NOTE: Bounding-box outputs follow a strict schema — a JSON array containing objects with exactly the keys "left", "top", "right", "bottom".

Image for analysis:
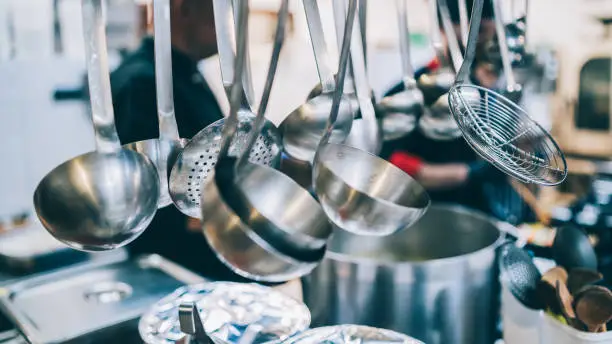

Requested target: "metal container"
[
  {"left": 286, "top": 325, "right": 424, "bottom": 344},
  {"left": 302, "top": 204, "right": 507, "bottom": 344},
  {"left": 0, "top": 254, "right": 204, "bottom": 344}
]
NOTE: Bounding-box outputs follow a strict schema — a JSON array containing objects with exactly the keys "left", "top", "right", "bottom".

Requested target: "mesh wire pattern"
[{"left": 448, "top": 84, "right": 567, "bottom": 185}]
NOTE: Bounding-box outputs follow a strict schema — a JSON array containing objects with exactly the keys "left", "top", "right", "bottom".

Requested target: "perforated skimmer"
[{"left": 447, "top": 0, "right": 567, "bottom": 186}]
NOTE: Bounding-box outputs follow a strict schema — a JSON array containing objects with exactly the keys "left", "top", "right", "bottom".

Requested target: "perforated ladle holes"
[{"left": 186, "top": 135, "right": 276, "bottom": 205}]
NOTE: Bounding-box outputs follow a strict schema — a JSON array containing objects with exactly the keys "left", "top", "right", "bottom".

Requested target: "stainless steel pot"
[{"left": 302, "top": 204, "right": 508, "bottom": 344}]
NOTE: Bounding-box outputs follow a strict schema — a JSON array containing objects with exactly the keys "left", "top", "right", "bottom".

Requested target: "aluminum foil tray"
[
  {"left": 285, "top": 325, "right": 425, "bottom": 344},
  {"left": 139, "top": 282, "right": 310, "bottom": 344}
]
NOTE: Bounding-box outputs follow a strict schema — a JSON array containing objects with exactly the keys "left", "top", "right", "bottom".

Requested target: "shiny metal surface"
[
  {"left": 33, "top": 0, "right": 160, "bottom": 251},
  {"left": 312, "top": 0, "right": 429, "bottom": 236},
  {"left": 313, "top": 143, "right": 429, "bottom": 235},
  {"left": 419, "top": 93, "right": 461, "bottom": 140},
  {"left": 279, "top": 0, "right": 355, "bottom": 163},
  {"left": 178, "top": 302, "right": 214, "bottom": 344},
  {"left": 0, "top": 254, "right": 203, "bottom": 344},
  {"left": 286, "top": 325, "right": 424, "bottom": 344},
  {"left": 140, "top": 282, "right": 311, "bottom": 344},
  {"left": 447, "top": 0, "right": 567, "bottom": 185},
  {"left": 200, "top": 0, "right": 326, "bottom": 282},
  {"left": 123, "top": 0, "right": 186, "bottom": 209},
  {"left": 302, "top": 204, "right": 506, "bottom": 344},
  {"left": 169, "top": 112, "right": 281, "bottom": 219},
  {"left": 492, "top": 0, "right": 522, "bottom": 103},
  {"left": 378, "top": 0, "right": 424, "bottom": 141}
]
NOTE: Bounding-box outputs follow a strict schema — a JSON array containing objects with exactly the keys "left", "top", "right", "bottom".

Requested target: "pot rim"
[{"left": 324, "top": 203, "right": 511, "bottom": 267}]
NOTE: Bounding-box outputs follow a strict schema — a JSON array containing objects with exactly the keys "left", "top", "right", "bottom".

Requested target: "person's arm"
[{"left": 112, "top": 75, "right": 159, "bottom": 145}]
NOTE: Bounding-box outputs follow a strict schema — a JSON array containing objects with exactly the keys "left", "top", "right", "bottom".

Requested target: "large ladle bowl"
[{"left": 34, "top": 0, "right": 160, "bottom": 251}]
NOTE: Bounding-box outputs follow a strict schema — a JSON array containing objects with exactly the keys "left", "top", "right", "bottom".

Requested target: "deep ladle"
[{"left": 33, "top": 0, "right": 160, "bottom": 251}]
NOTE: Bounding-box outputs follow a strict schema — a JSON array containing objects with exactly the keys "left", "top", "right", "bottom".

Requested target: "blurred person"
[{"left": 110, "top": 0, "right": 253, "bottom": 281}]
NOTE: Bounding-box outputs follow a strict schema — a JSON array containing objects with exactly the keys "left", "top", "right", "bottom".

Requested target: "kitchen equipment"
[
  {"left": 491, "top": 0, "right": 522, "bottom": 103},
  {"left": 458, "top": 0, "right": 469, "bottom": 47},
  {"left": 286, "top": 325, "right": 424, "bottom": 344},
  {"left": 201, "top": 0, "right": 330, "bottom": 282},
  {"left": 311, "top": 0, "right": 429, "bottom": 236},
  {"left": 168, "top": 0, "right": 281, "bottom": 220},
  {"left": 123, "top": 0, "right": 187, "bottom": 209},
  {"left": 568, "top": 268, "right": 604, "bottom": 295},
  {"left": 556, "top": 280, "right": 584, "bottom": 330},
  {"left": 139, "top": 282, "right": 311, "bottom": 344},
  {"left": 0, "top": 254, "right": 203, "bottom": 344},
  {"left": 447, "top": 0, "right": 567, "bottom": 186},
  {"left": 303, "top": 204, "right": 504, "bottom": 344},
  {"left": 331, "top": 0, "right": 380, "bottom": 155},
  {"left": 0, "top": 330, "right": 26, "bottom": 344},
  {"left": 499, "top": 242, "right": 543, "bottom": 310},
  {"left": 33, "top": 0, "right": 160, "bottom": 251},
  {"left": 279, "top": 0, "right": 355, "bottom": 164},
  {"left": 574, "top": 285, "right": 612, "bottom": 332},
  {"left": 378, "top": 0, "right": 425, "bottom": 140},
  {"left": 552, "top": 225, "right": 598, "bottom": 271},
  {"left": 541, "top": 310, "right": 612, "bottom": 344},
  {"left": 178, "top": 303, "right": 214, "bottom": 344},
  {"left": 539, "top": 266, "right": 568, "bottom": 313}
]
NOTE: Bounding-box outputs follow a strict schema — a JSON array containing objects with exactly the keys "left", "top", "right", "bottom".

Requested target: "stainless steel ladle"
[{"left": 33, "top": 0, "right": 160, "bottom": 251}]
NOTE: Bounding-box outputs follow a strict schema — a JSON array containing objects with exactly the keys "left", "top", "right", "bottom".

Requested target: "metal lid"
[
  {"left": 139, "top": 282, "right": 310, "bottom": 344},
  {"left": 286, "top": 325, "right": 424, "bottom": 344}
]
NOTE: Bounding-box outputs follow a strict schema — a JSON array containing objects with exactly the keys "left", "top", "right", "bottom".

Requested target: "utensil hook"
[
  {"left": 235, "top": 0, "right": 289, "bottom": 171},
  {"left": 153, "top": 0, "right": 180, "bottom": 140},
  {"left": 82, "top": 0, "right": 121, "bottom": 153}
]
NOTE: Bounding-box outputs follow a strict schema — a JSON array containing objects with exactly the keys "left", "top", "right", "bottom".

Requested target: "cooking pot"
[{"left": 302, "top": 204, "right": 510, "bottom": 344}]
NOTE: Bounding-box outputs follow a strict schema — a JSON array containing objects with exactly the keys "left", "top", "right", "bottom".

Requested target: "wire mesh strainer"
[{"left": 448, "top": 0, "right": 567, "bottom": 186}]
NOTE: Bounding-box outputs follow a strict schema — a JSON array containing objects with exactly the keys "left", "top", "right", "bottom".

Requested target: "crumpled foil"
[
  {"left": 285, "top": 325, "right": 424, "bottom": 344},
  {"left": 139, "top": 282, "right": 310, "bottom": 344}
]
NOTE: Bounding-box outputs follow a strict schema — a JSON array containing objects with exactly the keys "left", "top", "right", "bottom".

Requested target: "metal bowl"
[
  {"left": 313, "top": 143, "right": 430, "bottom": 236},
  {"left": 33, "top": 150, "right": 160, "bottom": 251}
]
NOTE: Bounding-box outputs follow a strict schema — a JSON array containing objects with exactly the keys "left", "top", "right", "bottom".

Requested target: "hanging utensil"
[
  {"left": 492, "top": 0, "right": 522, "bottom": 103},
  {"left": 458, "top": 0, "right": 469, "bottom": 48},
  {"left": 201, "top": 0, "right": 329, "bottom": 282},
  {"left": 279, "top": 0, "right": 355, "bottom": 164},
  {"left": 378, "top": 0, "right": 425, "bottom": 141},
  {"left": 312, "top": 0, "right": 429, "bottom": 236},
  {"left": 168, "top": 0, "right": 282, "bottom": 219},
  {"left": 123, "top": 0, "right": 187, "bottom": 209},
  {"left": 552, "top": 225, "right": 598, "bottom": 272},
  {"left": 332, "top": 0, "right": 380, "bottom": 154},
  {"left": 567, "top": 268, "right": 604, "bottom": 295},
  {"left": 33, "top": 0, "right": 160, "bottom": 251},
  {"left": 447, "top": 0, "right": 567, "bottom": 186},
  {"left": 498, "top": 242, "right": 543, "bottom": 310},
  {"left": 419, "top": 0, "right": 464, "bottom": 141},
  {"left": 574, "top": 285, "right": 612, "bottom": 332}
]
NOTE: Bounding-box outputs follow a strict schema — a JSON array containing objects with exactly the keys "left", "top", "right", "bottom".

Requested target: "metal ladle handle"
[
  {"left": 439, "top": 0, "right": 464, "bottom": 73},
  {"left": 231, "top": 0, "right": 256, "bottom": 109},
  {"left": 217, "top": 0, "right": 249, "bottom": 159},
  {"left": 359, "top": 0, "right": 367, "bottom": 67},
  {"left": 153, "top": 0, "right": 179, "bottom": 140},
  {"left": 212, "top": 0, "right": 254, "bottom": 109},
  {"left": 316, "top": 0, "right": 357, "bottom": 149},
  {"left": 178, "top": 302, "right": 214, "bottom": 344},
  {"left": 454, "top": 0, "right": 484, "bottom": 84},
  {"left": 428, "top": 0, "right": 445, "bottom": 62},
  {"left": 332, "top": 0, "right": 354, "bottom": 92},
  {"left": 82, "top": 0, "right": 121, "bottom": 153},
  {"left": 458, "top": 0, "right": 469, "bottom": 48},
  {"left": 303, "top": 0, "right": 336, "bottom": 93},
  {"left": 492, "top": 0, "right": 519, "bottom": 90},
  {"left": 235, "top": 0, "right": 289, "bottom": 171},
  {"left": 396, "top": 0, "right": 416, "bottom": 88}
]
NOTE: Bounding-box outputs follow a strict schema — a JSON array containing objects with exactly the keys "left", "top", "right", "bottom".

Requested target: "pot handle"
[{"left": 496, "top": 221, "right": 528, "bottom": 249}]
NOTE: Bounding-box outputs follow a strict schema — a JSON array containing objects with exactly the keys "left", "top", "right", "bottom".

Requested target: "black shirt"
[{"left": 110, "top": 37, "right": 253, "bottom": 282}]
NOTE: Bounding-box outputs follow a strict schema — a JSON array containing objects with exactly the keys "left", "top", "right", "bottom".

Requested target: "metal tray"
[{"left": 0, "top": 254, "right": 205, "bottom": 344}]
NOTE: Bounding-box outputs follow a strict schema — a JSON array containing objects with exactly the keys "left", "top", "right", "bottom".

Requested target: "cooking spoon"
[
  {"left": 552, "top": 224, "right": 598, "bottom": 272},
  {"left": 538, "top": 266, "right": 568, "bottom": 314},
  {"left": 568, "top": 268, "right": 604, "bottom": 295},
  {"left": 377, "top": 0, "right": 425, "bottom": 141},
  {"left": 574, "top": 285, "right": 612, "bottom": 332},
  {"left": 279, "top": 0, "right": 355, "bottom": 163},
  {"left": 498, "top": 242, "right": 543, "bottom": 310},
  {"left": 556, "top": 280, "right": 585, "bottom": 330},
  {"left": 33, "top": 0, "right": 160, "bottom": 251},
  {"left": 123, "top": 0, "right": 187, "bottom": 208}
]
